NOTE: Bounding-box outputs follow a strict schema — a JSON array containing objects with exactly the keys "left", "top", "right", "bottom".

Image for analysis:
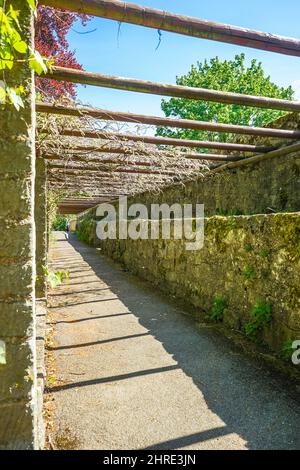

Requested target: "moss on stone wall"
[
  {"left": 75, "top": 114, "right": 300, "bottom": 364},
  {"left": 77, "top": 211, "right": 300, "bottom": 359},
  {"left": 76, "top": 218, "right": 97, "bottom": 245}
]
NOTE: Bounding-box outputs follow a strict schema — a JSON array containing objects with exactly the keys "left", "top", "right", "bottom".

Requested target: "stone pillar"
[
  {"left": 35, "top": 158, "right": 47, "bottom": 299},
  {"left": 0, "top": 1, "right": 37, "bottom": 449}
]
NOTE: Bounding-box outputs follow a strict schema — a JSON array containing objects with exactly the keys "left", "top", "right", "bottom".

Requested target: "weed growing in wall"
[
  {"left": 245, "top": 301, "right": 272, "bottom": 340},
  {"left": 281, "top": 339, "right": 295, "bottom": 361},
  {"left": 42, "top": 266, "right": 69, "bottom": 289},
  {"left": 210, "top": 296, "right": 228, "bottom": 322},
  {"left": 244, "top": 243, "right": 253, "bottom": 253},
  {"left": 258, "top": 248, "right": 271, "bottom": 258},
  {"left": 242, "top": 264, "right": 256, "bottom": 281}
]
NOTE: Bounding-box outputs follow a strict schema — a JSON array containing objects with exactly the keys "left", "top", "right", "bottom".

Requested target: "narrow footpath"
[{"left": 46, "top": 232, "right": 300, "bottom": 450}]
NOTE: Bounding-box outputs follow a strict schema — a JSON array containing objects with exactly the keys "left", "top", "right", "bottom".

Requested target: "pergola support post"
[
  {"left": 0, "top": 2, "right": 38, "bottom": 450},
  {"left": 35, "top": 159, "right": 47, "bottom": 299}
]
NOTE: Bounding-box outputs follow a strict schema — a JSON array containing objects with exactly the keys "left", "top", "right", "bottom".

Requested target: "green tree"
[{"left": 156, "top": 54, "right": 294, "bottom": 143}]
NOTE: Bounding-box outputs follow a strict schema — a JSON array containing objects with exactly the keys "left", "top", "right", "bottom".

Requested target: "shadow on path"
[{"left": 50, "top": 234, "right": 300, "bottom": 450}]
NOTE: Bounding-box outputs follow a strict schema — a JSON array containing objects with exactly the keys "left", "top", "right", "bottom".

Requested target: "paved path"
[{"left": 47, "top": 232, "right": 300, "bottom": 450}]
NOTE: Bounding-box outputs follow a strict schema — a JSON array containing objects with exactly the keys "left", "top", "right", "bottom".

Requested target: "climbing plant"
[{"left": 0, "top": 0, "right": 51, "bottom": 109}]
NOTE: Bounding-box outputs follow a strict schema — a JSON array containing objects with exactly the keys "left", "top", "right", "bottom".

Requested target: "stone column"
[
  {"left": 35, "top": 158, "right": 47, "bottom": 299},
  {"left": 0, "top": 1, "right": 37, "bottom": 449}
]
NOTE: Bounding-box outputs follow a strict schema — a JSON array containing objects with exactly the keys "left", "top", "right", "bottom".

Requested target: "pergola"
[
  {"left": 38, "top": 0, "right": 300, "bottom": 214},
  {"left": 2, "top": 0, "right": 300, "bottom": 450}
]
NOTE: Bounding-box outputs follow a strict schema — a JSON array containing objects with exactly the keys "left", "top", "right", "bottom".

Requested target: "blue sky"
[{"left": 67, "top": 0, "right": 300, "bottom": 116}]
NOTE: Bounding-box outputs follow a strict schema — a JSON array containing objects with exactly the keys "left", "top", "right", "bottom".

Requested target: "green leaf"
[
  {"left": 8, "top": 5, "right": 20, "bottom": 28},
  {"left": 156, "top": 53, "right": 295, "bottom": 142},
  {"left": 0, "top": 56, "right": 14, "bottom": 70},
  {"left": 29, "top": 50, "right": 48, "bottom": 75},
  {"left": 26, "top": 0, "right": 36, "bottom": 11},
  {"left": 7, "top": 87, "right": 24, "bottom": 111},
  {"left": 13, "top": 40, "right": 27, "bottom": 54}
]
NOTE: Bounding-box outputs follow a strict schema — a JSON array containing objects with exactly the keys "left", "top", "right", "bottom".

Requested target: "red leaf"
[{"left": 35, "top": 6, "right": 90, "bottom": 100}]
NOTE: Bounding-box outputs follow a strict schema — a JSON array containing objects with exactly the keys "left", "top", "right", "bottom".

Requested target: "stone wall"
[
  {"left": 0, "top": 2, "right": 37, "bottom": 449},
  {"left": 119, "top": 113, "right": 300, "bottom": 217},
  {"left": 78, "top": 213, "right": 300, "bottom": 358},
  {"left": 76, "top": 114, "right": 300, "bottom": 360}
]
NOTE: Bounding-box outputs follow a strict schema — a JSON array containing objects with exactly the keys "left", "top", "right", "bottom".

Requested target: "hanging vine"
[{"left": 0, "top": 0, "right": 51, "bottom": 109}]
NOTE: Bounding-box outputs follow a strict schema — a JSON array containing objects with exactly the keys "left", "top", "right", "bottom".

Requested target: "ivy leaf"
[
  {"left": 0, "top": 55, "right": 14, "bottom": 70},
  {"left": 29, "top": 50, "right": 48, "bottom": 75},
  {"left": 13, "top": 40, "right": 28, "bottom": 54},
  {"left": 6, "top": 87, "right": 24, "bottom": 111},
  {"left": 26, "top": 0, "right": 36, "bottom": 11},
  {"left": 8, "top": 5, "right": 21, "bottom": 28}
]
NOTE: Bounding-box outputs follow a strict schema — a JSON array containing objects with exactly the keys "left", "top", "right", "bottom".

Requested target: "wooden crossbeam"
[
  {"left": 36, "top": 102, "right": 300, "bottom": 140},
  {"left": 48, "top": 175, "right": 148, "bottom": 183},
  {"left": 41, "top": 0, "right": 300, "bottom": 56},
  {"left": 48, "top": 66, "right": 300, "bottom": 113},
  {"left": 42, "top": 147, "right": 243, "bottom": 162},
  {"left": 59, "top": 198, "right": 119, "bottom": 204},
  {"left": 38, "top": 127, "right": 275, "bottom": 153},
  {"left": 213, "top": 141, "right": 300, "bottom": 173},
  {"left": 47, "top": 164, "right": 177, "bottom": 176},
  {"left": 43, "top": 154, "right": 159, "bottom": 167},
  {"left": 47, "top": 163, "right": 177, "bottom": 176},
  {"left": 43, "top": 156, "right": 206, "bottom": 168},
  {"left": 59, "top": 196, "right": 125, "bottom": 202},
  {"left": 59, "top": 202, "right": 107, "bottom": 207}
]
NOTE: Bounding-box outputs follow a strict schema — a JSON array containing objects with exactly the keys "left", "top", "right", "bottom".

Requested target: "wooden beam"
[
  {"left": 38, "top": 127, "right": 275, "bottom": 153},
  {"left": 41, "top": 0, "right": 300, "bottom": 57},
  {"left": 212, "top": 141, "right": 300, "bottom": 173},
  {"left": 42, "top": 148, "right": 243, "bottom": 162},
  {"left": 48, "top": 66, "right": 300, "bottom": 113},
  {"left": 43, "top": 154, "right": 158, "bottom": 166},
  {"left": 47, "top": 164, "right": 178, "bottom": 176},
  {"left": 59, "top": 197, "right": 125, "bottom": 202},
  {"left": 43, "top": 156, "right": 206, "bottom": 167},
  {"left": 36, "top": 102, "right": 300, "bottom": 140},
  {"left": 59, "top": 198, "right": 119, "bottom": 204}
]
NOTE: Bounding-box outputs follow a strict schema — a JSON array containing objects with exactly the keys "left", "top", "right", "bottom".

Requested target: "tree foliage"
[
  {"left": 35, "top": 5, "right": 89, "bottom": 99},
  {"left": 0, "top": 0, "right": 50, "bottom": 109},
  {"left": 156, "top": 54, "right": 294, "bottom": 143}
]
